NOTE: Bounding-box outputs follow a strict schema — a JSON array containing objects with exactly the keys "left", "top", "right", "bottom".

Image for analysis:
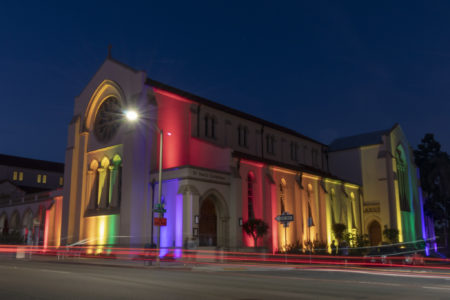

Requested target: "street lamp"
[{"left": 124, "top": 109, "right": 164, "bottom": 267}]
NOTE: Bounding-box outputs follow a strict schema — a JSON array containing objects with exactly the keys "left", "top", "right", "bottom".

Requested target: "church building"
[{"left": 60, "top": 57, "right": 366, "bottom": 253}]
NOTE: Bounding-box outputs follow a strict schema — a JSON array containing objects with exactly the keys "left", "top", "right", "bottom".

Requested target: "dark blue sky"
[{"left": 1, "top": 1, "right": 449, "bottom": 163}]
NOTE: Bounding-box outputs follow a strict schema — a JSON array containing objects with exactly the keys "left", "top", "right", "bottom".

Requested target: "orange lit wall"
[{"left": 44, "top": 196, "right": 63, "bottom": 247}]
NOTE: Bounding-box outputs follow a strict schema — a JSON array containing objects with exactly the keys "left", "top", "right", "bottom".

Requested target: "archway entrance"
[
  {"left": 199, "top": 197, "right": 217, "bottom": 246},
  {"left": 369, "top": 221, "right": 382, "bottom": 246}
]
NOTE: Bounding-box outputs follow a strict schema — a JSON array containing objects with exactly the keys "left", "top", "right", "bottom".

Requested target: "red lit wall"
[{"left": 153, "top": 89, "right": 192, "bottom": 169}]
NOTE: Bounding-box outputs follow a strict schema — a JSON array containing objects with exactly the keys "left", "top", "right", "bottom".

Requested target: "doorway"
[
  {"left": 369, "top": 220, "right": 382, "bottom": 246},
  {"left": 199, "top": 197, "right": 217, "bottom": 246}
]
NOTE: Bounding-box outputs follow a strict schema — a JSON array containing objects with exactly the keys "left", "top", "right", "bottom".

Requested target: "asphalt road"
[{"left": 0, "top": 259, "right": 449, "bottom": 299}]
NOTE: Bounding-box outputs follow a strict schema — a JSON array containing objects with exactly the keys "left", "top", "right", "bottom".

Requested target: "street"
[{"left": 0, "top": 258, "right": 449, "bottom": 299}]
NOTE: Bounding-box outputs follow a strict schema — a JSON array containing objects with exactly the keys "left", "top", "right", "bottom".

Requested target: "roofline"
[
  {"left": 146, "top": 77, "right": 325, "bottom": 146},
  {"left": 328, "top": 142, "right": 382, "bottom": 153}
]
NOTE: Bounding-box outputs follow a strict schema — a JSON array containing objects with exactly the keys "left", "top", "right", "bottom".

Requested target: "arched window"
[
  {"left": 396, "top": 145, "right": 410, "bottom": 211},
  {"left": 280, "top": 178, "right": 287, "bottom": 213},
  {"left": 330, "top": 188, "right": 336, "bottom": 224},
  {"left": 248, "top": 172, "right": 255, "bottom": 219},
  {"left": 88, "top": 160, "right": 99, "bottom": 210},
  {"left": 307, "top": 184, "right": 314, "bottom": 227},
  {"left": 350, "top": 192, "right": 356, "bottom": 228}
]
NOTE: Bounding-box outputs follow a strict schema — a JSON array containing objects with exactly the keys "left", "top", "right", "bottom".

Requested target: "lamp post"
[{"left": 125, "top": 109, "right": 163, "bottom": 267}]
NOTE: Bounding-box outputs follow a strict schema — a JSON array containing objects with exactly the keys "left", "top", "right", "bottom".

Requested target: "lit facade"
[
  {"left": 60, "top": 58, "right": 364, "bottom": 253},
  {"left": 329, "top": 124, "right": 425, "bottom": 246}
]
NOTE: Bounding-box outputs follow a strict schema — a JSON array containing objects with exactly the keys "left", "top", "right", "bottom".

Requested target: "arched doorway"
[
  {"left": 199, "top": 197, "right": 217, "bottom": 246},
  {"left": 368, "top": 221, "right": 382, "bottom": 246}
]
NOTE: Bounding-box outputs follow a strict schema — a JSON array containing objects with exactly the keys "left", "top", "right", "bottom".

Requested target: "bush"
[
  {"left": 278, "top": 240, "right": 303, "bottom": 254},
  {"left": 383, "top": 226, "right": 400, "bottom": 244},
  {"left": 332, "top": 223, "right": 346, "bottom": 242},
  {"left": 313, "top": 240, "right": 328, "bottom": 254}
]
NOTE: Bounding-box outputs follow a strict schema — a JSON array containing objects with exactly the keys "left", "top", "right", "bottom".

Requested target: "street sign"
[
  {"left": 153, "top": 203, "right": 167, "bottom": 214},
  {"left": 154, "top": 217, "right": 167, "bottom": 226},
  {"left": 275, "top": 212, "right": 294, "bottom": 228}
]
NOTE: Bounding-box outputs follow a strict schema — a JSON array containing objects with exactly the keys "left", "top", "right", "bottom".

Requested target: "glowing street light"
[
  {"left": 123, "top": 108, "right": 164, "bottom": 266},
  {"left": 124, "top": 110, "right": 139, "bottom": 122}
]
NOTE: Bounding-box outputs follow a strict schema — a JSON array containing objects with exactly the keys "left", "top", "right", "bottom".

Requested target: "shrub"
[{"left": 242, "top": 219, "right": 269, "bottom": 248}]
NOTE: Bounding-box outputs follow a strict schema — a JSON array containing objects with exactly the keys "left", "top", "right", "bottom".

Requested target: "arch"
[
  {"left": 350, "top": 192, "right": 357, "bottom": 229},
  {"left": 368, "top": 220, "right": 382, "bottom": 246},
  {"left": 10, "top": 210, "right": 20, "bottom": 233},
  {"left": 84, "top": 80, "right": 126, "bottom": 131},
  {"left": 100, "top": 157, "right": 110, "bottom": 168},
  {"left": 330, "top": 188, "right": 336, "bottom": 225},
  {"left": 396, "top": 144, "right": 410, "bottom": 212},
  {"left": 90, "top": 159, "right": 99, "bottom": 170},
  {"left": 280, "top": 178, "right": 287, "bottom": 213},
  {"left": 199, "top": 189, "right": 229, "bottom": 248},
  {"left": 112, "top": 154, "right": 122, "bottom": 166}
]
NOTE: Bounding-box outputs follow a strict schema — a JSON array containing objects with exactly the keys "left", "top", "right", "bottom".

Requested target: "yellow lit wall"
[{"left": 82, "top": 214, "right": 119, "bottom": 254}]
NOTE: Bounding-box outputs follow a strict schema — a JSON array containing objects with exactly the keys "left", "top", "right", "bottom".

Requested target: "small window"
[
  {"left": 266, "top": 135, "right": 275, "bottom": 155},
  {"left": 238, "top": 126, "right": 248, "bottom": 147},
  {"left": 312, "top": 149, "right": 319, "bottom": 167},
  {"left": 37, "top": 174, "right": 42, "bottom": 183},
  {"left": 13, "top": 171, "right": 18, "bottom": 181},
  {"left": 59, "top": 177, "right": 64, "bottom": 186},
  {"left": 290, "top": 142, "right": 298, "bottom": 161},
  {"left": 19, "top": 172, "right": 23, "bottom": 181},
  {"left": 204, "top": 115, "right": 216, "bottom": 139},
  {"left": 42, "top": 175, "right": 47, "bottom": 184}
]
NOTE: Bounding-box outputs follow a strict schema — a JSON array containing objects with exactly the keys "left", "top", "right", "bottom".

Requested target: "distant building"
[
  {"left": 0, "top": 154, "right": 64, "bottom": 246},
  {"left": 328, "top": 124, "right": 426, "bottom": 246}
]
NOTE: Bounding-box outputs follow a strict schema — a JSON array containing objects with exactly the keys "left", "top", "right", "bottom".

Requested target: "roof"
[
  {"left": 329, "top": 129, "right": 390, "bottom": 152},
  {"left": 0, "top": 154, "right": 64, "bottom": 173},
  {"left": 107, "top": 58, "right": 325, "bottom": 146}
]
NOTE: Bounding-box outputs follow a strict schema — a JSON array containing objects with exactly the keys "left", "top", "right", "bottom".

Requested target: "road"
[{"left": 0, "top": 259, "right": 449, "bottom": 299}]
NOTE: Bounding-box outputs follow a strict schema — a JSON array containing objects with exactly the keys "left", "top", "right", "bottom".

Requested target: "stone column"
[{"left": 181, "top": 186, "right": 199, "bottom": 247}]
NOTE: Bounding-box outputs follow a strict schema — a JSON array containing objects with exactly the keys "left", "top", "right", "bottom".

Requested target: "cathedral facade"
[{"left": 60, "top": 58, "right": 365, "bottom": 253}]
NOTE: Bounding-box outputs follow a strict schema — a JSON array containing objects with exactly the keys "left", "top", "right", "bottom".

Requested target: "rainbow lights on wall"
[{"left": 83, "top": 214, "right": 119, "bottom": 254}]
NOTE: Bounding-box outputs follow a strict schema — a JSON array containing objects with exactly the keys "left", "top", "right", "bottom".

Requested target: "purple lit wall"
[{"left": 155, "top": 179, "right": 182, "bottom": 258}]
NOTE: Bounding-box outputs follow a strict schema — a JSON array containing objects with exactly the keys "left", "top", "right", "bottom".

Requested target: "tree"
[
  {"left": 332, "top": 223, "right": 346, "bottom": 242},
  {"left": 414, "top": 134, "right": 450, "bottom": 251},
  {"left": 242, "top": 219, "right": 269, "bottom": 248},
  {"left": 383, "top": 226, "right": 399, "bottom": 244}
]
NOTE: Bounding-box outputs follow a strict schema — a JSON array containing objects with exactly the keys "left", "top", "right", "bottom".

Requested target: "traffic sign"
[
  {"left": 154, "top": 217, "right": 167, "bottom": 226},
  {"left": 275, "top": 212, "right": 294, "bottom": 228},
  {"left": 153, "top": 203, "right": 167, "bottom": 214}
]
